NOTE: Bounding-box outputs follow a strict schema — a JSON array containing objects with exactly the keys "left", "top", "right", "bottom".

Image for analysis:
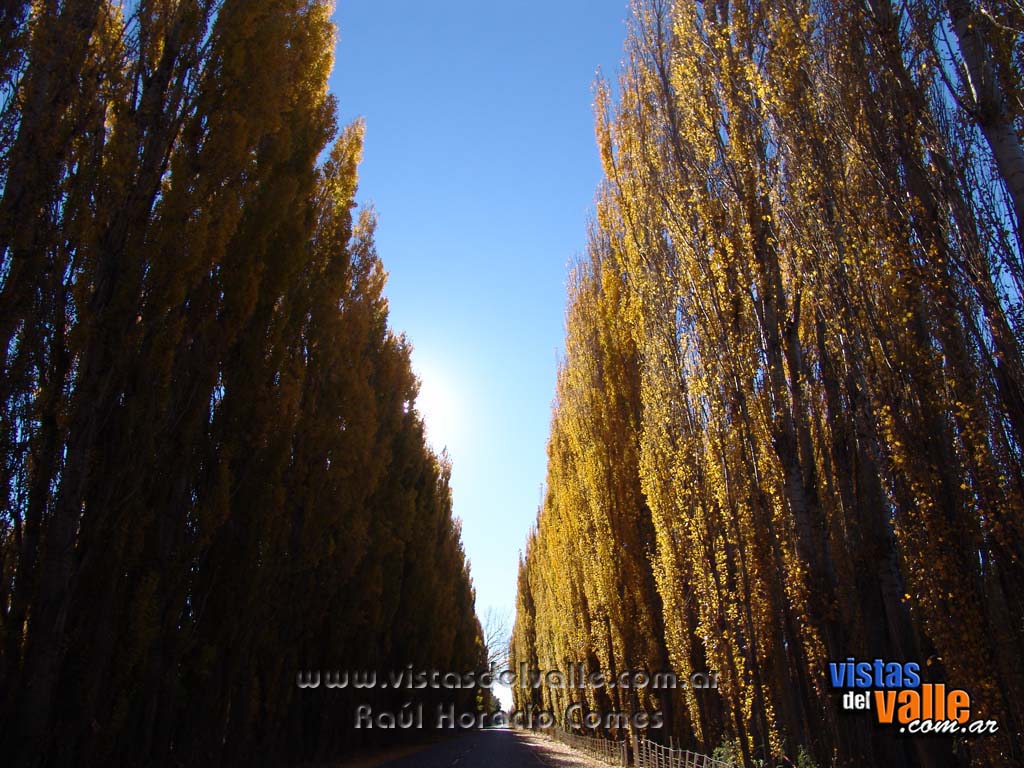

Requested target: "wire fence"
[
  {"left": 633, "top": 736, "right": 736, "bottom": 768},
  {"left": 551, "top": 728, "right": 629, "bottom": 765},
  {"left": 542, "top": 728, "right": 736, "bottom": 768}
]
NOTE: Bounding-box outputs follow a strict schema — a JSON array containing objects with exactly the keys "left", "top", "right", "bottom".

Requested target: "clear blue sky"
[{"left": 328, "top": 0, "right": 629, "bottom": 647}]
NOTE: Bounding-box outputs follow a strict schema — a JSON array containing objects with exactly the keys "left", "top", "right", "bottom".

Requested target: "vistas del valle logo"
[{"left": 830, "top": 658, "right": 999, "bottom": 735}]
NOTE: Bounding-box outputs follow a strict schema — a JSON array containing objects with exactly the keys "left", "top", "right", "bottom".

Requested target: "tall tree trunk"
[{"left": 946, "top": 0, "right": 1024, "bottom": 240}]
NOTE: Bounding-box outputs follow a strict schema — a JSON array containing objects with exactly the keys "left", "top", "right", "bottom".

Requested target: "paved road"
[{"left": 378, "top": 728, "right": 588, "bottom": 768}]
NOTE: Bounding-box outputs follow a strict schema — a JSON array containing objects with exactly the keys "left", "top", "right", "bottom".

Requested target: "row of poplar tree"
[
  {"left": 511, "top": 0, "right": 1024, "bottom": 767},
  {"left": 0, "top": 2, "right": 486, "bottom": 767}
]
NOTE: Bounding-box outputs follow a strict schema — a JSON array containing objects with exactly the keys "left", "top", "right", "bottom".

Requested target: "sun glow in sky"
[
  {"left": 412, "top": 354, "right": 468, "bottom": 455},
  {"left": 330, "top": 1, "right": 631, "bottom": 673}
]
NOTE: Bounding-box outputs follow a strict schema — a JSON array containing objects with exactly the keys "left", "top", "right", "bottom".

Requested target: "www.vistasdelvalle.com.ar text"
[{"left": 294, "top": 662, "right": 720, "bottom": 691}]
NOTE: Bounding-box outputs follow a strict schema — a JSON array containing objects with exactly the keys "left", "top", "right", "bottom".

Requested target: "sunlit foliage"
[{"left": 511, "top": 1, "right": 1024, "bottom": 766}]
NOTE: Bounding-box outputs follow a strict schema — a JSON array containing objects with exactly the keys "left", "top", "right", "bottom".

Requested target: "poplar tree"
[
  {"left": 513, "top": 1, "right": 1024, "bottom": 766},
  {"left": 0, "top": 3, "right": 487, "bottom": 766}
]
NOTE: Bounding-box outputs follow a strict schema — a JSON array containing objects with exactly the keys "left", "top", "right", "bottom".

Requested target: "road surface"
[{"left": 378, "top": 728, "right": 597, "bottom": 768}]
